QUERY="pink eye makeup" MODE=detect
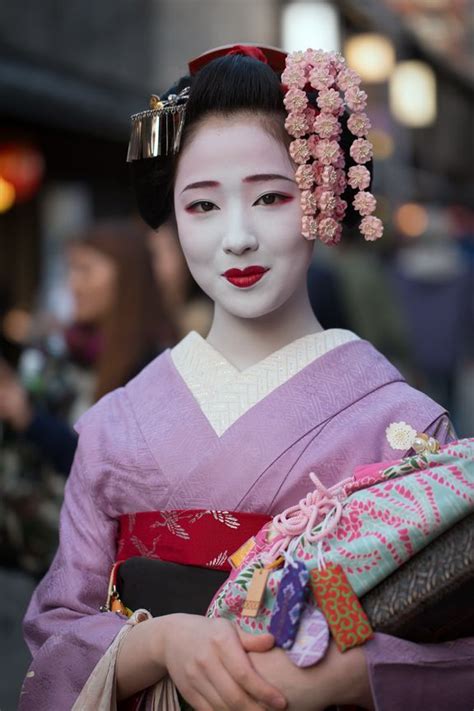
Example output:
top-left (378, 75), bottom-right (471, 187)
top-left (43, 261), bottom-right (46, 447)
top-left (254, 192), bottom-right (294, 206)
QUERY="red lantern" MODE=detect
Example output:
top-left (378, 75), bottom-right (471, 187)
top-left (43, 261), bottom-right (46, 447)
top-left (0, 142), bottom-right (44, 202)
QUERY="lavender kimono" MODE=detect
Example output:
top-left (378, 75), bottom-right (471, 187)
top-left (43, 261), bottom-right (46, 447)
top-left (20, 339), bottom-right (474, 710)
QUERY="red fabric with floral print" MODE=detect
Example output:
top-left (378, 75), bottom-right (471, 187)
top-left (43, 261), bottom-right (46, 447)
top-left (117, 509), bottom-right (271, 571)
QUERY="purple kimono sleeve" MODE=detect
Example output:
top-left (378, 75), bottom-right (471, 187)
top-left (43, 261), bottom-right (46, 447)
top-left (364, 414), bottom-right (474, 710)
top-left (364, 634), bottom-right (474, 710)
top-left (19, 414), bottom-right (127, 710)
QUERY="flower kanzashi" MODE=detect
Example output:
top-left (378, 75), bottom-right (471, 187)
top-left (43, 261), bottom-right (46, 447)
top-left (360, 215), bottom-right (384, 241)
top-left (282, 47), bottom-right (383, 246)
top-left (319, 165), bottom-right (338, 188)
top-left (286, 50), bottom-right (306, 67)
top-left (316, 189), bottom-right (337, 213)
top-left (314, 139), bottom-right (341, 166)
top-left (301, 190), bottom-right (318, 215)
top-left (302, 215), bottom-right (319, 240)
top-left (317, 216), bottom-right (342, 244)
top-left (353, 191), bottom-right (377, 216)
top-left (295, 164), bottom-right (315, 190)
top-left (335, 197), bottom-right (348, 219)
top-left (344, 87), bottom-right (368, 112)
top-left (336, 67), bottom-right (361, 91)
top-left (313, 113), bottom-right (341, 139)
top-left (281, 64), bottom-right (306, 89)
top-left (308, 64), bottom-right (333, 90)
top-left (283, 88), bottom-right (309, 113)
top-left (347, 165), bottom-right (371, 190)
top-left (350, 138), bottom-right (373, 164)
top-left (316, 88), bottom-right (343, 114)
top-left (347, 112), bottom-right (371, 137)
top-left (285, 112), bottom-right (310, 138)
top-left (289, 139), bottom-right (311, 165)
top-left (385, 421), bottom-right (417, 451)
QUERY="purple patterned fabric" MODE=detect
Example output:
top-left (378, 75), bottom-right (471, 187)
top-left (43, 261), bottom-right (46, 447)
top-left (286, 603), bottom-right (330, 667)
top-left (19, 339), bottom-right (471, 710)
top-left (269, 561), bottom-right (308, 649)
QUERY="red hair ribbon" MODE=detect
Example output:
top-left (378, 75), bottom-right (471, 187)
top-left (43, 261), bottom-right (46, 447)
top-left (188, 43), bottom-right (287, 76)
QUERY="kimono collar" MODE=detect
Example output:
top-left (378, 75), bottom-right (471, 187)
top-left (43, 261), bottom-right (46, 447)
top-left (171, 329), bottom-right (360, 436)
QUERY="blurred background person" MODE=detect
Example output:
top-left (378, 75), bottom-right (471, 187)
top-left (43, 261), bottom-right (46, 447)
top-left (0, 218), bottom-right (176, 480)
top-left (148, 221), bottom-right (213, 340)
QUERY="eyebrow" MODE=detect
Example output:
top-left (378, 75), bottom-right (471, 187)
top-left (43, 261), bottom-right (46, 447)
top-left (180, 173), bottom-right (295, 194)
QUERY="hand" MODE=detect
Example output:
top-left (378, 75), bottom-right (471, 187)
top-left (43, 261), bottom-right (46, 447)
top-left (159, 614), bottom-right (288, 711)
top-left (249, 640), bottom-right (374, 711)
top-left (0, 359), bottom-right (32, 431)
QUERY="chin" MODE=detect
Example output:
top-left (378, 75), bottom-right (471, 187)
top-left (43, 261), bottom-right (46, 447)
top-left (219, 295), bottom-right (290, 321)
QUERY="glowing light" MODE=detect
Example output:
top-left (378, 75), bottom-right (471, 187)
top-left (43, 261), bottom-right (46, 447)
top-left (368, 129), bottom-right (395, 159)
top-left (282, 2), bottom-right (341, 54)
top-left (345, 34), bottom-right (395, 83)
top-left (389, 61), bottom-right (437, 127)
top-left (0, 142), bottom-right (44, 202)
top-left (395, 203), bottom-right (429, 237)
top-left (0, 176), bottom-right (16, 213)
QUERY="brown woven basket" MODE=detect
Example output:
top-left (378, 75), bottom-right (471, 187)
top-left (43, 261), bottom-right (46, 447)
top-left (362, 513), bottom-right (474, 643)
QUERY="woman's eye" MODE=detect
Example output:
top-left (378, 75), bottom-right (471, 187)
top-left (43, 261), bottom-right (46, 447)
top-left (254, 193), bottom-right (290, 206)
top-left (187, 201), bottom-right (216, 213)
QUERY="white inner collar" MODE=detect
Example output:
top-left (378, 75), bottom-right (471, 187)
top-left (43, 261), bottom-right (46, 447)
top-left (171, 329), bottom-right (359, 437)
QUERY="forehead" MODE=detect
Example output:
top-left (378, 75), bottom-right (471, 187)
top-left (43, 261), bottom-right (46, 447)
top-left (174, 116), bottom-right (292, 186)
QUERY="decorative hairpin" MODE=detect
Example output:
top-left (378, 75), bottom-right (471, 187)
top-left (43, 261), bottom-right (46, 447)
top-left (126, 87), bottom-right (190, 162)
top-left (282, 49), bottom-right (383, 244)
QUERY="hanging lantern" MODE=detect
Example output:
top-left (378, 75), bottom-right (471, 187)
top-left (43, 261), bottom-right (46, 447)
top-left (0, 142), bottom-right (45, 202)
top-left (345, 33), bottom-right (396, 83)
top-left (389, 61), bottom-right (437, 127)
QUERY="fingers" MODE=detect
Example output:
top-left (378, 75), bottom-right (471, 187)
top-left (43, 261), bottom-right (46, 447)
top-left (219, 632), bottom-right (286, 710)
top-left (237, 629), bottom-right (275, 653)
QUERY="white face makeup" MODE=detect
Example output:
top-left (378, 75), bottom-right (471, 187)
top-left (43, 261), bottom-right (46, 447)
top-left (173, 115), bottom-right (313, 320)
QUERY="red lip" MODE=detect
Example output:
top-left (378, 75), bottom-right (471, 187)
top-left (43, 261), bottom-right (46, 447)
top-left (222, 266), bottom-right (269, 288)
top-left (223, 266), bottom-right (268, 277)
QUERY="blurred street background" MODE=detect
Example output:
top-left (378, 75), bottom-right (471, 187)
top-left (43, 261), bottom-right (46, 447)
top-left (0, 0), bottom-right (473, 707)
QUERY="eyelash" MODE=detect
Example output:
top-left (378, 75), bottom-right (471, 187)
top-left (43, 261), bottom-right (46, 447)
top-left (186, 193), bottom-right (292, 213)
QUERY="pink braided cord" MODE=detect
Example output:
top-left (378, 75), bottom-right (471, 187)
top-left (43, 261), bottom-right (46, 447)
top-left (266, 472), bottom-right (353, 561)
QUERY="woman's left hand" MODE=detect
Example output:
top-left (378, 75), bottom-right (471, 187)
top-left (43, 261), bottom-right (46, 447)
top-left (248, 639), bottom-right (374, 711)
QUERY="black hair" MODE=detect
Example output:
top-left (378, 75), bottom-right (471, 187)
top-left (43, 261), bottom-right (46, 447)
top-left (130, 54), bottom-right (372, 231)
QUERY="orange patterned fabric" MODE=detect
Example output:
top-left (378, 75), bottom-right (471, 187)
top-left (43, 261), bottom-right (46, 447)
top-left (310, 562), bottom-right (373, 651)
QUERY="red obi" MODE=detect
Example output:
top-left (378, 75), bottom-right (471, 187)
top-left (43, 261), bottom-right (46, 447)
top-left (117, 509), bottom-right (271, 571)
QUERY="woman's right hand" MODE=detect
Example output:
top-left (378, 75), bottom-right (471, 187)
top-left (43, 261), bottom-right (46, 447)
top-left (158, 613), bottom-right (287, 711)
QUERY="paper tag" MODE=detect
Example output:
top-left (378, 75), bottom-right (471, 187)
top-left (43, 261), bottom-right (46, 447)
top-left (310, 563), bottom-right (373, 652)
top-left (242, 567), bottom-right (270, 617)
top-left (269, 561), bottom-right (308, 649)
top-left (229, 537), bottom-right (256, 569)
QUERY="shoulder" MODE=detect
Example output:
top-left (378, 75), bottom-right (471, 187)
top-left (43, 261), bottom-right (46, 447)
top-left (347, 341), bottom-right (448, 455)
top-left (74, 351), bottom-right (171, 470)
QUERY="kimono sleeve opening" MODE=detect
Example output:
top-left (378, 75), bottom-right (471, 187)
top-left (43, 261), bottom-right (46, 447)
top-left (19, 425), bottom-right (128, 711)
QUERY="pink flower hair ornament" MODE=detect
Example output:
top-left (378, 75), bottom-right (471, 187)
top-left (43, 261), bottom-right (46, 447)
top-left (282, 49), bottom-right (383, 244)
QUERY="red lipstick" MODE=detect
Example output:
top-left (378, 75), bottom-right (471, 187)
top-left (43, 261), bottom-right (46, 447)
top-left (222, 265), bottom-right (269, 288)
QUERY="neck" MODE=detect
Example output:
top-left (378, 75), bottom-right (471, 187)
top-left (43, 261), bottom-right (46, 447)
top-left (206, 282), bottom-right (322, 371)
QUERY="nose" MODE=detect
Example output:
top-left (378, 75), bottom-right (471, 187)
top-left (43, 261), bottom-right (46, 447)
top-left (221, 209), bottom-right (259, 256)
